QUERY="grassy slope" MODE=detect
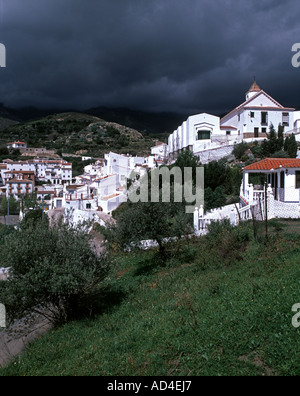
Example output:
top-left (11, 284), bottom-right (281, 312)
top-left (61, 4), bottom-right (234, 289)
top-left (1, 220), bottom-right (300, 376)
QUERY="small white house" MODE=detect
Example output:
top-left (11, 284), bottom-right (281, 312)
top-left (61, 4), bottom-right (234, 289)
top-left (240, 158), bottom-right (300, 219)
top-left (6, 178), bottom-right (34, 200)
top-left (151, 142), bottom-right (168, 161)
top-left (7, 141), bottom-right (27, 150)
top-left (35, 159), bottom-right (72, 184)
top-left (194, 157), bottom-right (300, 233)
top-left (241, 158), bottom-right (300, 204)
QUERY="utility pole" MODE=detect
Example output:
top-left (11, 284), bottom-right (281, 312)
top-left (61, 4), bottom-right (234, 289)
top-left (264, 182), bottom-right (268, 245)
top-left (7, 195), bottom-right (9, 227)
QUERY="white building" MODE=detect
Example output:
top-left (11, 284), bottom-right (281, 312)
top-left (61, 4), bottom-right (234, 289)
top-left (0, 159), bottom-right (72, 186)
top-left (5, 175), bottom-right (34, 200)
top-left (34, 159), bottom-right (72, 184)
top-left (3, 160), bottom-right (36, 174)
top-left (194, 157), bottom-right (300, 234)
top-left (241, 158), bottom-right (300, 207)
top-left (104, 152), bottom-right (147, 184)
top-left (3, 170), bottom-right (35, 187)
top-left (221, 81), bottom-right (297, 141)
top-left (168, 81), bottom-right (300, 162)
top-left (7, 141), bottom-right (27, 150)
top-left (151, 142), bottom-right (168, 162)
top-left (59, 172), bottom-right (127, 217)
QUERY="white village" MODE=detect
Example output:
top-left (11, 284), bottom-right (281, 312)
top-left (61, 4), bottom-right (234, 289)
top-left (3, 0), bottom-right (300, 378)
top-left (1, 81), bottom-right (300, 236)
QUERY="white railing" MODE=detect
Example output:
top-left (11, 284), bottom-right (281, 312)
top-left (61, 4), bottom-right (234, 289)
top-left (253, 190), bottom-right (265, 202)
top-left (242, 183), bottom-right (265, 205)
top-left (238, 204), bottom-right (252, 221)
top-left (198, 218), bottom-right (213, 231)
top-left (194, 195), bottom-right (266, 233)
top-left (284, 127), bottom-right (300, 136)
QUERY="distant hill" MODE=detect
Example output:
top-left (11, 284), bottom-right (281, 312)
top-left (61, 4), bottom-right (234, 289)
top-left (0, 103), bottom-right (84, 124)
top-left (0, 103), bottom-right (190, 136)
top-left (0, 111), bottom-right (159, 157)
top-left (84, 106), bottom-right (189, 136)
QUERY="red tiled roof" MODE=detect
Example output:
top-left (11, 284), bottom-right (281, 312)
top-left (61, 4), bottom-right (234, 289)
top-left (66, 184), bottom-right (84, 189)
top-left (243, 158), bottom-right (300, 171)
top-left (220, 125), bottom-right (237, 130)
top-left (5, 170), bottom-right (35, 174)
top-left (7, 179), bottom-right (34, 184)
top-left (103, 193), bottom-right (120, 200)
top-left (36, 190), bottom-right (54, 194)
top-left (221, 90), bottom-right (295, 123)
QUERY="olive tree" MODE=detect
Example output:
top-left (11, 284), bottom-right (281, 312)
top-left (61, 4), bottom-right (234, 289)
top-left (0, 218), bottom-right (109, 325)
top-left (103, 198), bottom-right (193, 262)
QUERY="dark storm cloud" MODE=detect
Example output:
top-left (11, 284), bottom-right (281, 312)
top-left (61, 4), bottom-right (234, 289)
top-left (0, 0), bottom-right (300, 114)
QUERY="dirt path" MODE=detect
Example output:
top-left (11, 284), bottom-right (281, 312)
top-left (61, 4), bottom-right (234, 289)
top-left (0, 212), bottom-right (110, 368)
top-left (0, 314), bottom-right (52, 368)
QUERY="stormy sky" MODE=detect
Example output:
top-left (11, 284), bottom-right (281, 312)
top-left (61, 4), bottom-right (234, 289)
top-left (0, 0), bottom-right (300, 115)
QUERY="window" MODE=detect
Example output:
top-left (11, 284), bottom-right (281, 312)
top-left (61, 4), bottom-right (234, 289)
top-left (197, 130), bottom-right (211, 140)
top-left (86, 203), bottom-right (91, 209)
top-left (280, 171), bottom-right (285, 188)
top-left (226, 131), bottom-right (231, 136)
top-left (250, 112), bottom-right (255, 118)
top-left (282, 112), bottom-right (289, 127)
top-left (261, 112), bottom-right (268, 125)
top-left (296, 171), bottom-right (300, 189)
top-left (271, 173), bottom-right (275, 188)
top-left (262, 128), bottom-right (267, 133)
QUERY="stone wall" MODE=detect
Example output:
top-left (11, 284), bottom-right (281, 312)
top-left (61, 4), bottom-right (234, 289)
top-left (194, 145), bottom-right (234, 164)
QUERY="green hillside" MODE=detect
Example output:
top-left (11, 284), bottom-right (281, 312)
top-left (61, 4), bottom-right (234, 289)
top-left (1, 219), bottom-right (300, 376)
top-left (0, 112), bottom-right (161, 158)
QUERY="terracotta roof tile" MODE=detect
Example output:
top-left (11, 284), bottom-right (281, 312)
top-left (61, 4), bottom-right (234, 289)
top-left (243, 158), bottom-right (300, 171)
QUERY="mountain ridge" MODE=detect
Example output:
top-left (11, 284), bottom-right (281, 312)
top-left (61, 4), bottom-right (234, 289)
top-left (0, 103), bottom-right (189, 136)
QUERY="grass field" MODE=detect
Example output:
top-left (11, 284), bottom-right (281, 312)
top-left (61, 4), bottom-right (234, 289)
top-left (1, 219), bottom-right (300, 376)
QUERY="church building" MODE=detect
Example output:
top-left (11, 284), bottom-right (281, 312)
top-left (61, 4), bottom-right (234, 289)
top-left (168, 81), bottom-right (300, 161)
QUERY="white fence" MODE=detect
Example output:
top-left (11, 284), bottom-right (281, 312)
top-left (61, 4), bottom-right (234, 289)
top-left (194, 186), bottom-right (300, 234)
top-left (194, 195), bottom-right (266, 235)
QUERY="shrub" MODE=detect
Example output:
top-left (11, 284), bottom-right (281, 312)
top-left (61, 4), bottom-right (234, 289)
top-left (0, 219), bottom-right (109, 325)
top-left (233, 142), bottom-right (250, 160)
top-left (204, 220), bottom-right (251, 267)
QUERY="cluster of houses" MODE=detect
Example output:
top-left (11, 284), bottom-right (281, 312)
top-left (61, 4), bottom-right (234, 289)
top-left (2, 80), bottom-right (300, 231)
top-left (0, 158), bottom-right (72, 201)
top-left (0, 145), bottom-right (168, 225)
